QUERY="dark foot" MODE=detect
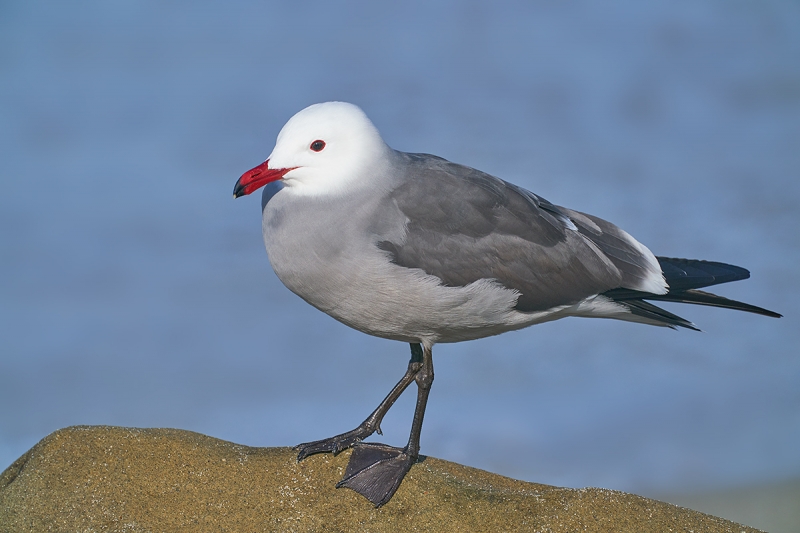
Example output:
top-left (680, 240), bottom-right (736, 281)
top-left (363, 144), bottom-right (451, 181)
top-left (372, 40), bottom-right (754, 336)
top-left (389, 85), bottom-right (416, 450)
top-left (294, 424), bottom-right (376, 460)
top-left (336, 442), bottom-right (416, 507)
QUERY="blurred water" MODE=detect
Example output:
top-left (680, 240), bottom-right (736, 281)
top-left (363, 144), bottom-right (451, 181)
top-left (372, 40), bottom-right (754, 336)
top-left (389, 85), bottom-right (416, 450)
top-left (1, 0), bottom-right (798, 498)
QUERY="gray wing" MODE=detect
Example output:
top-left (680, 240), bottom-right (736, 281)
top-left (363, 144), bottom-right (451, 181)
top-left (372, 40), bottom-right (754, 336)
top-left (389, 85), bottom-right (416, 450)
top-left (378, 152), bottom-right (661, 313)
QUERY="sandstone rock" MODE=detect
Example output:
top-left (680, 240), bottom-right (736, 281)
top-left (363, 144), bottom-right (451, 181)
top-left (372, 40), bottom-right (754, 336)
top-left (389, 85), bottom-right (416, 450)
top-left (0, 426), bottom-right (760, 532)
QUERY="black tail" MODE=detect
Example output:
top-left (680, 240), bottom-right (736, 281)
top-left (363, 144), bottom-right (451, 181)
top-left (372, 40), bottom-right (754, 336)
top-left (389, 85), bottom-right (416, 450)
top-left (603, 257), bottom-right (782, 330)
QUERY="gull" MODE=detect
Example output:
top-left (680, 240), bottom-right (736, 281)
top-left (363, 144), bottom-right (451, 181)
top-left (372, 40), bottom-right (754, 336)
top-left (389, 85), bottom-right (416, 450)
top-left (233, 101), bottom-right (780, 507)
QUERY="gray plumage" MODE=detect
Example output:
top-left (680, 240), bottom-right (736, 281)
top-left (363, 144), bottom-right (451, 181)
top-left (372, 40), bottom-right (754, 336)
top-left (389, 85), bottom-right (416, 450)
top-left (233, 101), bottom-right (779, 508)
top-left (377, 152), bottom-right (664, 314)
top-left (248, 104), bottom-right (778, 346)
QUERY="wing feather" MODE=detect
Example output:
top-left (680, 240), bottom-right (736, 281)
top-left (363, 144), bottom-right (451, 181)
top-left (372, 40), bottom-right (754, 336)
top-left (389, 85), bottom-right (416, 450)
top-left (377, 153), bottom-right (662, 312)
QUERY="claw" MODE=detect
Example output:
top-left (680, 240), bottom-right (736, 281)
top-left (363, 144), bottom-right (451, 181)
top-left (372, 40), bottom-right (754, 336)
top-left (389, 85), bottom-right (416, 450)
top-left (336, 442), bottom-right (416, 507)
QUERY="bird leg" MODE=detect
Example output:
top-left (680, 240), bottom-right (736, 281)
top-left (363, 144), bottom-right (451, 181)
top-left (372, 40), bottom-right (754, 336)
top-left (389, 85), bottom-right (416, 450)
top-left (294, 343), bottom-right (425, 460)
top-left (336, 343), bottom-right (434, 507)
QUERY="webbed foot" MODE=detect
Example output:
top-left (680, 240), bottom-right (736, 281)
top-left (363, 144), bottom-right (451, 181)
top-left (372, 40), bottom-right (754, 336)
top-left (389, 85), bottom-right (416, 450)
top-left (336, 442), bottom-right (417, 507)
top-left (294, 424), bottom-right (376, 460)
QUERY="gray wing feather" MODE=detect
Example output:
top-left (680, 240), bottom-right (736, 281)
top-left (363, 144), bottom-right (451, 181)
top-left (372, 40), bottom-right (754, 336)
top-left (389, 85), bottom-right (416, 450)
top-left (557, 207), bottom-right (664, 292)
top-left (378, 153), bottom-right (650, 312)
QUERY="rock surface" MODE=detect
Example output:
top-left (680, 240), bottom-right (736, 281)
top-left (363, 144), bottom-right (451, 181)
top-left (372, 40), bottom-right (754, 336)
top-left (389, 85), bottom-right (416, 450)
top-left (0, 426), bottom-right (759, 532)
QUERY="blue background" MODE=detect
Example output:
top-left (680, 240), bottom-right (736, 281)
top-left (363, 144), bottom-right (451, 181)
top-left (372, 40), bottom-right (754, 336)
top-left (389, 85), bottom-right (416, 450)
top-left (1, 0), bottom-right (797, 522)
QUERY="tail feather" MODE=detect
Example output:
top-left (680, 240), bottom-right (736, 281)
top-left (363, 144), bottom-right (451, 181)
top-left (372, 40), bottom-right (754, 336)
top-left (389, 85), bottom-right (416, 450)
top-left (623, 299), bottom-right (699, 331)
top-left (640, 288), bottom-right (781, 318)
top-left (656, 257), bottom-right (751, 291)
top-left (602, 257), bottom-right (781, 330)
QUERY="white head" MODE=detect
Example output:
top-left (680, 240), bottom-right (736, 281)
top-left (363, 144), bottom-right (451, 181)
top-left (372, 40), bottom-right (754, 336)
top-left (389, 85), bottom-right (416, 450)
top-left (233, 102), bottom-right (392, 198)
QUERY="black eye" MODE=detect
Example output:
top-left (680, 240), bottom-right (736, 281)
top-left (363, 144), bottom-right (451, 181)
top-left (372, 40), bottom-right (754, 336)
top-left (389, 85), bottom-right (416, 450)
top-left (310, 140), bottom-right (326, 152)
